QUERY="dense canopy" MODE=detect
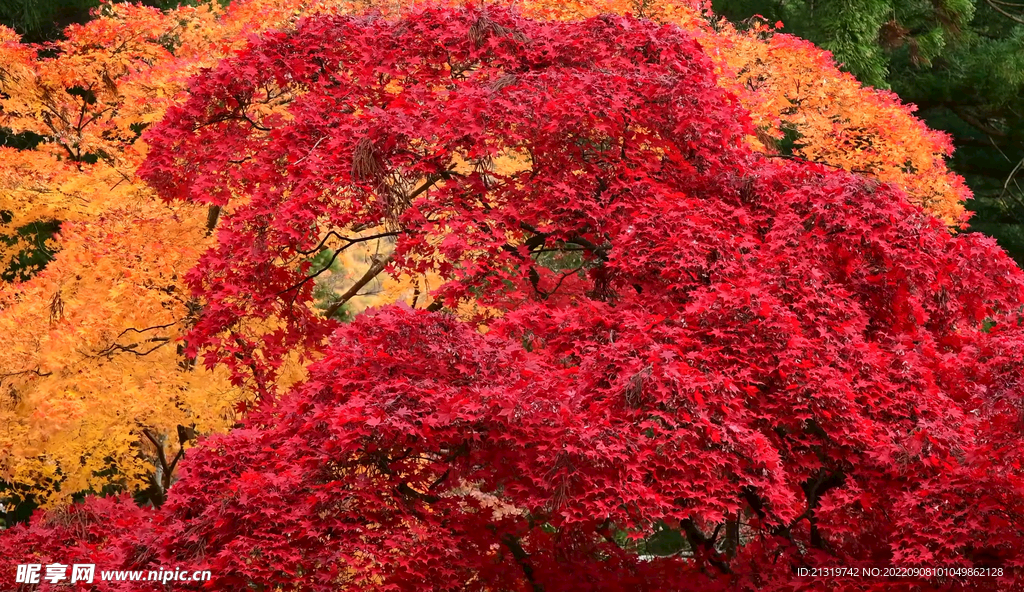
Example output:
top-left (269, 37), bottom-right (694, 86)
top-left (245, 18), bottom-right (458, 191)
top-left (0, 0), bottom-right (980, 515)
top-left (4, 6), bottom-right (1024, 591)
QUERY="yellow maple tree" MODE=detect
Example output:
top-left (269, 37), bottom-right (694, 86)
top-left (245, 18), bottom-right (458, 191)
top-left (0, 5), bottom-right (235, 508)
top-left (0, 1), bottom-right (341, 508)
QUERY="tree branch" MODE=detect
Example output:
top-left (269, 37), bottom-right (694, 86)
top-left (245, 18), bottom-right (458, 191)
top-left (986, 0), bottom-right (1024, 24)
top-left (94, 337), bottom-right (171, 358)
top-left (519, 221), bottom-right (611, 261)
top-left (501, 534), bottom-right (544, 592)
top-left (295, 230), bottom-right (400, 256)
top-left (278, 249), bottom-right (344, 298)
top-left (142, 428), bottom-right (169, 485)
top-left (1000, 157), bottom-right (1024, 199)
top-left (322, 253), bottom-right (394, 318)
top-left (951, 106), bottom-right (1009, 138)
top-left (396, 482), bottom-right (441, 504)
top-left (113, 322), bottom-right (178, 342)
top-left (0, 367), bottom-right (52, 383)
top-left (206, 205), bottom-right (221, 235)
top-left (681, 518), bottom-right (732, 575)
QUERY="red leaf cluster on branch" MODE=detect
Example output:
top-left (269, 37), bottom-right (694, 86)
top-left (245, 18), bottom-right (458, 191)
top-left (5, 7), bottom-right (1024, 591)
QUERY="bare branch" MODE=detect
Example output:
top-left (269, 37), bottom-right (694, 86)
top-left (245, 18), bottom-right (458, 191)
top-left (322, 253), bottom-right (394, 319)
top-left (295, 230), bottom-right (400, 256)
top-left (94, 337), bottom-right (171, 358)
top-left (142, 428), bottom-right (169, 482)
top-left (952, 106), bottom-right (1008, 138)
top-left (113, 322), bottom-right (178, 342)
top-left (501, 534), bottom-right (544, 592)
top-left (986, 0), bottom-right (1024, 23)
top-left (0, 367), bottom-right (53, 383)
top-left (206, 205), bottom-right (221, 235)
top-left (1000, 157), bottom-right (1024, 199)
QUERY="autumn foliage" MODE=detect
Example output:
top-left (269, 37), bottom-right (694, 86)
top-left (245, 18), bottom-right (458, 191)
top-left (0, 3), bottom-right (244, 508)
top-left (516, 0), bottom-right (971, 226)
top-left (0, 0), bottom-right (979, 511)
top-left (3, 6), bottom-right (1024, 590)
top-left (0, 0), bottom-right (400, 507)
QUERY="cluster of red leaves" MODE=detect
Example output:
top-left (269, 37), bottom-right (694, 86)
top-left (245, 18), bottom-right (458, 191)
top-left (5, 7), bottom-right (1024, 591)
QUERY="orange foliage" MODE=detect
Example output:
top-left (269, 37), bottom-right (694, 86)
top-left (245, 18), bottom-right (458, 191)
top-left (0, 1), bottom-right (338, 506)
top-left (0, 5), bottom-right (237, 506)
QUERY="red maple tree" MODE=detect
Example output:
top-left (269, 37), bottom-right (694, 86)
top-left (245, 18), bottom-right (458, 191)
top-left (4, 7), bottom-right (1024, 591)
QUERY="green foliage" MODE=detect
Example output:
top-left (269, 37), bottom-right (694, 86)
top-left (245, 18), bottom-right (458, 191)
top-left (0, 482), bottom-right (39, 529)
top-left (815, 0), bottom-right (891, 88)
top-left (532, 241), bottom-right (586, 273)
top-left (0, 219), bottom-right (59, 282)
top-left (714, 0), bottom-right (1024, 264)
top-left (0, 0), bottom-right (97, 42)
top-left (309, 249), bottom-right (353, 322)
top-left (712, 0), bottom-right (973, 88)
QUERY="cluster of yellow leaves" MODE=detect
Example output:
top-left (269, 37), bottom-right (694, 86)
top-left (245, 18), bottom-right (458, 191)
top-left (0, 202), bottom-right (240, 500)
top-left (0, 0), bottom-right (355, 506)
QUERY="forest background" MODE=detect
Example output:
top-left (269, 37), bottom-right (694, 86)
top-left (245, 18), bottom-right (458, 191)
top-left (713, 0), bottom-right (1024, 260)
